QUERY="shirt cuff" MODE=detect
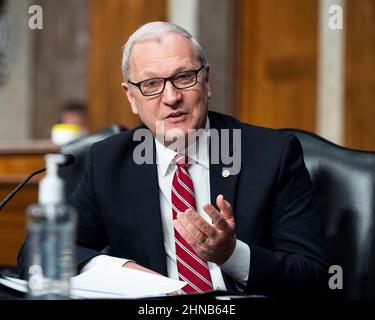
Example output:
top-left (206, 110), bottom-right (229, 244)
top-left (80, 255), bottom-right (130, 273)
top-left (219, 239), bottom-right (250, 284)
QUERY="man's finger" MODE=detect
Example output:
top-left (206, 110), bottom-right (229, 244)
top-left (203, 203), bottom-right (229, 231)
top-left (177, 210), bottom-right (212, 242)
top-left (183, 209), bottom-right (216, 238)
top-left (173, 218), bottom-right (192, 242)
top-left (173, 218), bottom-right (207, 256)
top-left (216, 194), bottom-right (234, 220)
top-left (123, 261), bottom-right (161, 276)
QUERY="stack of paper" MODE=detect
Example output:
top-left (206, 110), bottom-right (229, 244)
top-left (0, 265), bottom-right (186, 299)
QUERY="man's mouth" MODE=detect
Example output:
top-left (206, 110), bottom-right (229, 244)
top-left (167, 112), bottom-right (186, 118)
top-left (165, 112), bottom-right (188, 123)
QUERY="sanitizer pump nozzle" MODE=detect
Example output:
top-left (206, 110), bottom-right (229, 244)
top-left (38, 154), bottom-right (65, 206)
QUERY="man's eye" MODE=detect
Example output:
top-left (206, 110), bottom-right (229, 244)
top-left (175, 72), bottom-right (193, 81)
top-left (143, 79), bottom-right (162, 88)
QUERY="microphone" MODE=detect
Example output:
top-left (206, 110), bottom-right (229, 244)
top-left (0, 154), bottom-right (75, 211)
top-left (60, 154), bottom-right (75, 167)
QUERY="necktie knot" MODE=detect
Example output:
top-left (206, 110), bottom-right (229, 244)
top-left (174, 154), bottom-right (191, 168)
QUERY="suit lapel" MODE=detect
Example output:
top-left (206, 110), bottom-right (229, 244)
top-left (208, 112), bottom-right (243, 293)
top-left (210, 162), bottom-right (239, 214)
top-left (208, 113), bottom-right (241, 215)
top-left (127, 137), bottom-right (167, 276)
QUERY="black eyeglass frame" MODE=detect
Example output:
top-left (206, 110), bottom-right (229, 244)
top-left (128, 65), bottom-right (205, 96)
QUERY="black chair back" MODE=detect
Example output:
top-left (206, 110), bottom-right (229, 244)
top-left (280, 128), bottom-right (375, 299)
top-left (59, 124), bottom-right (126, 198)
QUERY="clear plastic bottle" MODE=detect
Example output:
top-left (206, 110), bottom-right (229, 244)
top-left (26, 154), bottom-right (77, 299)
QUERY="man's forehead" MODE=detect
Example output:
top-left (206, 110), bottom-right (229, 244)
top-left (132, 31), bottom-right (190, 47)
top-left (131, 33), bottom-right (195, 59)
top-left (129, 33), bottom-right (198, 75)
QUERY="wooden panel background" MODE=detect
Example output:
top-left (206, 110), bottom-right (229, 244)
top-left (198, 0), bottom-right (236, 116)
top-left (32, 0), bottom-right (89, 139)
top-left (88, 0), bottom-right (167, 132)
top-left (236, 0), bottom-right (318, 131)
top-left (345, 0), bottom-right (375, 151)
top-left (0, 142), bottom-right (58, 266)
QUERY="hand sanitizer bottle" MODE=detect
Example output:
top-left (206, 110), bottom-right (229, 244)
top-left (27, 154), bottom-right (77, 299)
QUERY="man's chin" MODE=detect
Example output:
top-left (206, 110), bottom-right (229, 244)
top-left (163, 130), bottom-right (187, 149)
top-left (162, 124), bottom-right (188, 139)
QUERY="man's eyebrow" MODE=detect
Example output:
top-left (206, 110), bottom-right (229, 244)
top-left (141, 66), bottom-right (194, 79)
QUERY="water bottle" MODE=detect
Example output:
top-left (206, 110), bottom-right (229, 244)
top-left (26, 154), bottom-right (77, 299)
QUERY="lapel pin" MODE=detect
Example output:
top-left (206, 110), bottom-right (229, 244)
top-left (222, 169), bottom-right (230, 178)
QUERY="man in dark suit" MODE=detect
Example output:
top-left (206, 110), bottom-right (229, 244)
top-left (18, 21), bottom-right (327, 298)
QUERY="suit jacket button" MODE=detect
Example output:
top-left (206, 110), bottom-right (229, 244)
top-left (222, 169), bottom-right (230, 178)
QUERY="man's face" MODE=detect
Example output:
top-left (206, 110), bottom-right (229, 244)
top-left (122, 33), bottom-right (211, 144)
top-left (61, 111), bottom-right (87, 129)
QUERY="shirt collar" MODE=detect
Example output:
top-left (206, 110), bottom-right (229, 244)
top-left (155, 117), bottom-right (210, 177)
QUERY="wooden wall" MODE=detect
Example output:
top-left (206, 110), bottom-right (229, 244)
top-left (345, 0), bottom-right (375, 151)
top-left (32, 0), bottom-right (89, 139)
top-left (236, 0), bottom-right (318, 132)
top-left (236, 0), bottom-right (375, 150)
top-left (198, 0), bottom-right (236, 116)
top-left (88, 0), bottom-right (167, 132)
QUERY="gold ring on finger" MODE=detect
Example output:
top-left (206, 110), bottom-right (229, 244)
top-left (197, 237), bottom-right (206, 244)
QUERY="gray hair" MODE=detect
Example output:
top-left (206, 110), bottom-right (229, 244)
top-left (121, 21), bottom-right (208, 82)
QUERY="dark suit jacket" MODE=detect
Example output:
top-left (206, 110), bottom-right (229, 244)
top-left (18, 111), bottom-right (328, 298)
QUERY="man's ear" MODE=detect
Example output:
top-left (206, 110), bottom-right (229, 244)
top-left (204, 65), bottom-right (212, 99)
top-left (122, 82), bottom-right (139, 114)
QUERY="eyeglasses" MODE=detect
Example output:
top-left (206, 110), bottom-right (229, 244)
top-left (128, 66), bottom-right (204, 96)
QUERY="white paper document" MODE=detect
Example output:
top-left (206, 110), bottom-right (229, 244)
top-left (0, 276), bottom-right (28, 293)
top-left (0, 265), bottom-right (186, 299)
top-left (71, 264), bottom-right (186, 298)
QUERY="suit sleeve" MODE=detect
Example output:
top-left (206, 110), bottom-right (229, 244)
top-left (68, 145), bottom-right (109, 271)
top-left (247, 135), bottom-right (328, 298)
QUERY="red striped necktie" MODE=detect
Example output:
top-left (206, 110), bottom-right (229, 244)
top-left (171, 154), bottom-right (213, 294)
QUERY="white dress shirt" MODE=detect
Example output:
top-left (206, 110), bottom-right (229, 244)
top-left (83, 118), bottom-right (250, 291)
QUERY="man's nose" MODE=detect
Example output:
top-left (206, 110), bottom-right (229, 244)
top-left (161, 80), bottom-right (182, 107)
